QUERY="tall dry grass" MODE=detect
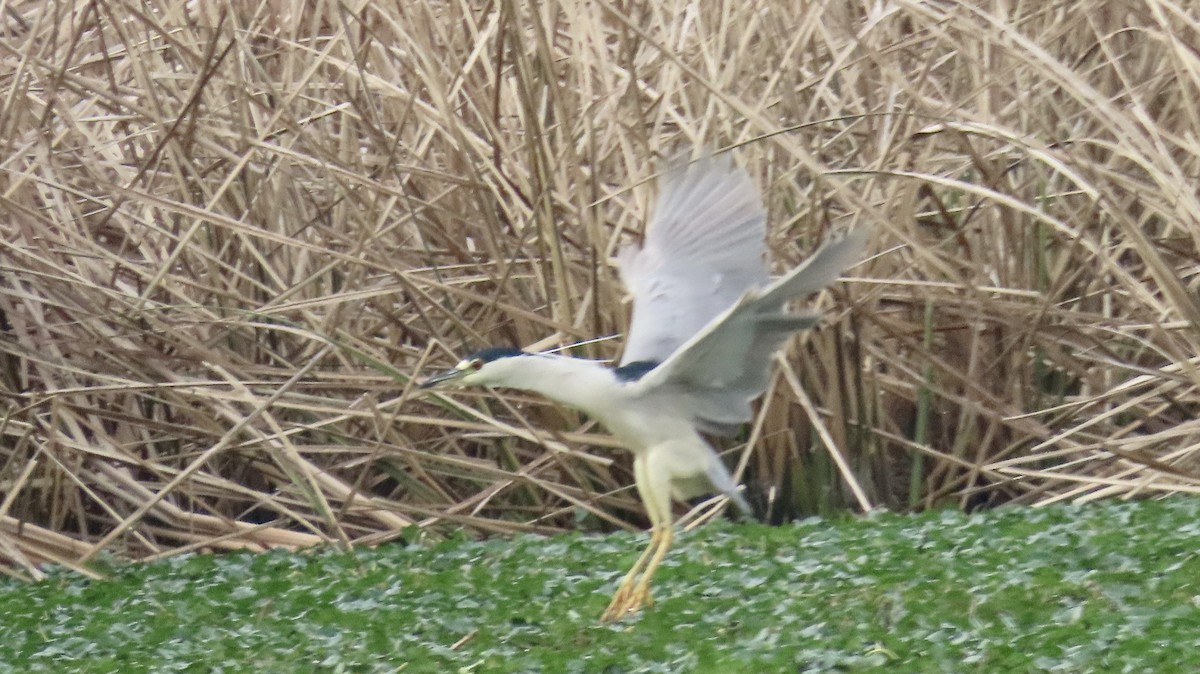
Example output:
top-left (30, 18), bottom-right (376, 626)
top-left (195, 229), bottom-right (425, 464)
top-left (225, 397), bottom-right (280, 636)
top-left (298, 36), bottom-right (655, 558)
top-left (1, 0), bottom-right (1198, 579)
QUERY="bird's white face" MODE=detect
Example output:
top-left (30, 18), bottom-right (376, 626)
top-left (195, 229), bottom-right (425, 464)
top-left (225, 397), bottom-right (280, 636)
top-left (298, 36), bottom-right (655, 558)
top-left (419, 348), bottom-right (526, 389)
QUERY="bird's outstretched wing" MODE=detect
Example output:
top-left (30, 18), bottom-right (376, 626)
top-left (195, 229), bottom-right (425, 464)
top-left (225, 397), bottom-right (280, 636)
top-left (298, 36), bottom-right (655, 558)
top-left (629, 229), bottom-right (868, 429)
top-left (617, 152), bottom-right (770, 366)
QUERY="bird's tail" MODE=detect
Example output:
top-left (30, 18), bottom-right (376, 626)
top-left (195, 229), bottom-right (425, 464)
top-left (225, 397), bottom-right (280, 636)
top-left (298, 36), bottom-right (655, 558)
top-left (726, 488), bottom-right (753, 518)
top-left (703, 453), bottom-right (755, 518)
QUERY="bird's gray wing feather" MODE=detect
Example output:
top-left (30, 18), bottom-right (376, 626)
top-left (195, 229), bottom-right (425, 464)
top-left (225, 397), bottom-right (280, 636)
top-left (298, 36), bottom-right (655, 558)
top-left (631, 228), bottom-right (868, 428)
top-left (617, 152), bottom-right (770, 366)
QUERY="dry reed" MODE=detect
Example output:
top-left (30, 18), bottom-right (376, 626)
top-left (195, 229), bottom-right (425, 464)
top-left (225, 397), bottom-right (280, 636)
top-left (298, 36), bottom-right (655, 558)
top-left (1, 0), bottom-right (1198, 579)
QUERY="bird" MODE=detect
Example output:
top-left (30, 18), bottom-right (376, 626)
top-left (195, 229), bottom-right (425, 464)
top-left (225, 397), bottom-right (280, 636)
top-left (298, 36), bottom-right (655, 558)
top-left (420, 150), bottom-right (867, 622)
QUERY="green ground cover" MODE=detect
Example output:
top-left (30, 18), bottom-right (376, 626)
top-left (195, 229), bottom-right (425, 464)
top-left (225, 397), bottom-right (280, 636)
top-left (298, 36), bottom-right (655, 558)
top-left (4, 498), bottom-right (1198, 673)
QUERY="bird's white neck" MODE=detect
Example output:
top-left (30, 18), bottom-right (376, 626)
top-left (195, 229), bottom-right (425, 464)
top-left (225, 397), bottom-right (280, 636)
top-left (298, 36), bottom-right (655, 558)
top-left (483, 352), bottom-right (699, 453)
top-left (492, 354), bottom-right (625, 419)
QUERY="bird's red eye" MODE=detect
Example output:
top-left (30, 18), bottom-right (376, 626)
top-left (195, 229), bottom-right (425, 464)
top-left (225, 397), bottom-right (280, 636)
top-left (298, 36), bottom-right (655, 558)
top-left (471, 360), bottom-right (483, 370)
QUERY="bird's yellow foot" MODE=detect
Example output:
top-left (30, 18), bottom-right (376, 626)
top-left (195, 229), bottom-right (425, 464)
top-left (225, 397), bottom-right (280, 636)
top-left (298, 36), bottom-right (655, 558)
top-left (600, 585), bottom-right (654, 622)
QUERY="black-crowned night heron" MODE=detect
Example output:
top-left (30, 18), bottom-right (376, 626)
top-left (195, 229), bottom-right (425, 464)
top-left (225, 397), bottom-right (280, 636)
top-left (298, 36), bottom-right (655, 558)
top-left (420, 151), bottom-right (866, 622)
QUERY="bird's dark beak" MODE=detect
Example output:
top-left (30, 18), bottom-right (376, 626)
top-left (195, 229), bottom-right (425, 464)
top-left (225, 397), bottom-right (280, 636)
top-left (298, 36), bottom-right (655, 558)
top-left (419, 366), bottom-right (466, 389)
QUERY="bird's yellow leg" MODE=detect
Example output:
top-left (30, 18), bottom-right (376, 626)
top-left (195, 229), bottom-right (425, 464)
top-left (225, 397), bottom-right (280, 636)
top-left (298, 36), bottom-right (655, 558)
top-left (601, 530), bottom-right (659, 622)
top-left (600, 451), bottom-right (678, 622)
top-left (622, 523), bottom-right (672, 613)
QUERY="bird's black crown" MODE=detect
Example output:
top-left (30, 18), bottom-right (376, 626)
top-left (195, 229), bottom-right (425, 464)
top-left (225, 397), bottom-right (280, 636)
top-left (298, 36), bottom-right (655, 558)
top-left (465, 346), bottom-right (526, 363)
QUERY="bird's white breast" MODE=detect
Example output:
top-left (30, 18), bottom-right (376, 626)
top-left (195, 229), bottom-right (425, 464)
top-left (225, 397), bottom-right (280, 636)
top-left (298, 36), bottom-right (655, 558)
top-left (592, 393), bottom-right (698, 454)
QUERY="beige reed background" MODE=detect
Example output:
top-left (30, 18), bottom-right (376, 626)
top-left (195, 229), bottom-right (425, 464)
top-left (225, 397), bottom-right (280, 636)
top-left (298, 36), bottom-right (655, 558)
top-left (1, 0), bottom-right (1198, 579)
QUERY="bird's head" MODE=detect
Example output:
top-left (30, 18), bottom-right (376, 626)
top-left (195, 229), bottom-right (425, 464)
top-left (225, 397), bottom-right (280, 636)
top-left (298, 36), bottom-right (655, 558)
top-left (419, 347), bottom-right (528, 389)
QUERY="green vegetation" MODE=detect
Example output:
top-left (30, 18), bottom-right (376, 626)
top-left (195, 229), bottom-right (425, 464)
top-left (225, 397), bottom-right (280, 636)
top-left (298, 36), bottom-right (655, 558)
top-left (5, 498), bottom-right (1198, 673)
